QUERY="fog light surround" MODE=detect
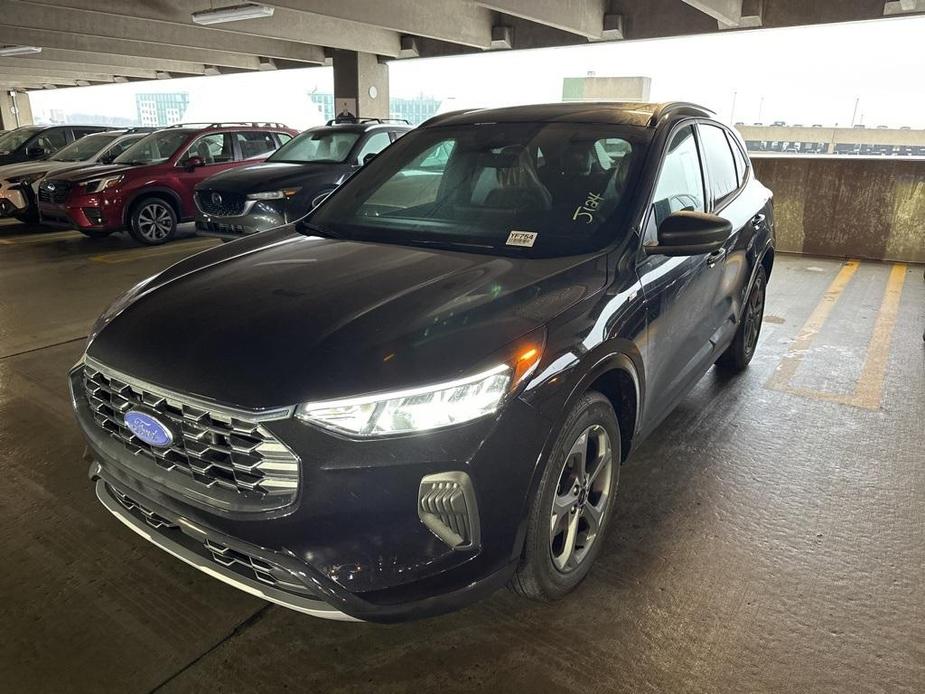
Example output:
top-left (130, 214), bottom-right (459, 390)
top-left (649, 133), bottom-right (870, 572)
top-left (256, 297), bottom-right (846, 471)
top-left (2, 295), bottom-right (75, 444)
top-left (418, 471), bottom-right (480, 550)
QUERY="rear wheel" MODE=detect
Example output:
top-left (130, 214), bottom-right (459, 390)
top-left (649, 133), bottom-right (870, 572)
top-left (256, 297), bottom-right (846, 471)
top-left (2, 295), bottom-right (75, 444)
top-left (716, 265), bottom-right (767, 372)
top-left (129, 197), bottom-right (177, 245)
top-left (509, 391), bottom-right (620, 601)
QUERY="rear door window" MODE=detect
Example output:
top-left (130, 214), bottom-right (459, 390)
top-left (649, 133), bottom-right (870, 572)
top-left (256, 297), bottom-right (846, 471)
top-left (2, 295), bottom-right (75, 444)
top-left (235, 131), bottom-right (278, 159)
top-left (699, 123), bottom-right (739, 205)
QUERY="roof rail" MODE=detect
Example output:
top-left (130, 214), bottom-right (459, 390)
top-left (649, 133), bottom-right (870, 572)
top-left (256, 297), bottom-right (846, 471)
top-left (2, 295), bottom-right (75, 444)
top-left (168, 122), bottom-right (290, 129)
top-left (123, 126), bottom-right (158, 134)
top-left (324, 117), bottom-right (410, 126)
top-left (648, 102), bottom-right (715, 127)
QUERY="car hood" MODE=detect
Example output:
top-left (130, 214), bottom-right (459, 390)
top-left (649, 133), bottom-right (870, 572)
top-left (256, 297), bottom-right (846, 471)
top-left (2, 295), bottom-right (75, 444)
top-left (87, 230), bottom-right (605, 410)
top-left (195, 161), bottom-right (348, 194)
top-left (50, 163), bottom-right (141, 183)
top-left (0, 160), bottom-right (59, 181)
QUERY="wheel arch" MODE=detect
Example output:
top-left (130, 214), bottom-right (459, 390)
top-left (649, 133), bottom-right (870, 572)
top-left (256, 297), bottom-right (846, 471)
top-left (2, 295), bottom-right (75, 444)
top-left (123, 188), bottom-right (183, 227)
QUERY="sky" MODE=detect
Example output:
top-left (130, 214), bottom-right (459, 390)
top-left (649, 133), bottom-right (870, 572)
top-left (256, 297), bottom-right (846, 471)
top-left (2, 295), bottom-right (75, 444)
top-left (29, 14), bottom-right (925, 131)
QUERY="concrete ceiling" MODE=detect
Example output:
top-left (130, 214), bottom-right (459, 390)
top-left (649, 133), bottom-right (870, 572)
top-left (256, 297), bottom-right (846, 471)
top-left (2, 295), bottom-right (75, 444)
top-left (0, 0), bottom-right (920, 89)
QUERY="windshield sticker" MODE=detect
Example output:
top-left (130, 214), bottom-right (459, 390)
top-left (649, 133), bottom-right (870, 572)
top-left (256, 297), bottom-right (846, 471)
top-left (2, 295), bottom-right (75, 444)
top-left (573, 192), bottom-right (604, 224)
top-left (506, 230), bottom-right (538, 247)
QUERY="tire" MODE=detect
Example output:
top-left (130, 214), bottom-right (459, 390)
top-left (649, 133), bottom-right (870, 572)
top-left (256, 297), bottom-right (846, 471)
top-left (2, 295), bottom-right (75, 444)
top-left (716, 265), bottom-right (767, 372)
top-left (128, 197), bottom-right (177, 246)
top-left (79, 229), bottom-right (112, 239)
top-left (510, 391), bottom-right (621, 601)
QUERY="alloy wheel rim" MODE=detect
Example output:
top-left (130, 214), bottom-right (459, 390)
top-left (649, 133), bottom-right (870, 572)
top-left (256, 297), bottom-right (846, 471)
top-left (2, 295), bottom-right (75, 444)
top-left (549, 424), bottom-right (613, 574)
top-left (137, 203), bottom-right (173, 241)
top-left (744, 278), bottom-right (765, 357)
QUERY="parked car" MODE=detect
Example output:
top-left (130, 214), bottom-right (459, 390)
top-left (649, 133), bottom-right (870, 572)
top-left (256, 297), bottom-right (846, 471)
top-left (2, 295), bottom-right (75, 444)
top-left (72, 102), bottom-right (774, 622)
top-left (194, 119), bottom-right (411, 240)
top-left (0, 128), bottom-right (153, 223)
top-left (0, 124), bottom-right (113, 166)
top-left (37, 122), bottom-right (297, 243)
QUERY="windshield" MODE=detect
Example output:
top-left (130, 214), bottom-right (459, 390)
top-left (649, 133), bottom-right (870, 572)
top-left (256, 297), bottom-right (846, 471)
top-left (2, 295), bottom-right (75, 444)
top-left (0, 126), bottom-right (41, 154)
top-left (307, 123), bottom-right (645, 257)
top-left (113, 130), bottom-right (191, 165)
top-left (49, 133), bottom-right (119, 162)
top-left (268, 128), bottom-right (360, 163)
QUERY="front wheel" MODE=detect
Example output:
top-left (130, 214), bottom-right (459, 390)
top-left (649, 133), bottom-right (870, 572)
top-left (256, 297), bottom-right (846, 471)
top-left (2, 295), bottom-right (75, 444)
top-left (716, 265), bottom-right (767, 372)
top-left (129, 197), bottom-right (177, 245)
top-left (509, 391), bottom-right (621, 601)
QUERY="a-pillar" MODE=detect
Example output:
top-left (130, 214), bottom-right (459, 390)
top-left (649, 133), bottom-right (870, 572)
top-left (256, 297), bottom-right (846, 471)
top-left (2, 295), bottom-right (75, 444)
top-left (0, 89), bottom-right (33, 129)
top-left (331, 50), bottom-right (389, 121)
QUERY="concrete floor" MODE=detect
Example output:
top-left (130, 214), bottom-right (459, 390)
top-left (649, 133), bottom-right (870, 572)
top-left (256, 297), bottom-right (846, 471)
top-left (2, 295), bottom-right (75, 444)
top-left (1, 220), bottom-right (923, 693)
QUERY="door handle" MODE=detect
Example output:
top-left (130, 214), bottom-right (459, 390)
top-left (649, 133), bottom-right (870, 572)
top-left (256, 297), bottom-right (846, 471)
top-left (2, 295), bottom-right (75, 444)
top-left (751, 213), bottom-right (766, 228)
top-left (707, 248), bottom-right (727, 267)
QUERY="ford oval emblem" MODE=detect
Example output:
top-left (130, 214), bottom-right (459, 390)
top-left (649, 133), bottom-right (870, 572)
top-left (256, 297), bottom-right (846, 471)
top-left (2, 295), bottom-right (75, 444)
top-left (124, 410), bottom-right (173, 448)
top-left (211, 192), bottom-right (222, 206)
top-left (47, 183), bottom-right (56, 191)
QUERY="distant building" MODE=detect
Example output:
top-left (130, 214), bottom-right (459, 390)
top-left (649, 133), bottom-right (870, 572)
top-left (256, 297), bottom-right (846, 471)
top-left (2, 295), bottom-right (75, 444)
top-left (736, 123), bottom-right (925, 157)
top-left (390, 95), bottom-right (441, 125)
top-left (135, 93), bottom-right (190, 127)
top-left (562, 75), bottom-right (651, 103)
top-left (310, 92), bottom-right (335, 122)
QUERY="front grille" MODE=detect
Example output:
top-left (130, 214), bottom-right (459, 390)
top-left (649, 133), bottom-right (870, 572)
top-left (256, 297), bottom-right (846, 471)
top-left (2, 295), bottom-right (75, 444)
top-left (83, 362), bottom-right (299, 506)
top-left (38, 179), bottom-right (72, 204)
top-left (196, 189), bottom-right (246, 216)
top-left (196, 219), bottom-right (248, 236)
top-left (108, 484), bottom-right (319, 596)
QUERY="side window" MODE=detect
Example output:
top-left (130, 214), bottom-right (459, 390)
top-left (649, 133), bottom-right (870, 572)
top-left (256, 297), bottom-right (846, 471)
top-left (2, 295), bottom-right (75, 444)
top-left (186, 133), bottom-right (234, 164)
top-left (699, 124), bottom-right (739, 204)
top-left (235, 131), bottom-right (278, 159)
top-left (36, 129), bottom-right (69, 152)
top-left (390, 129), bottom-right (408, 142)
top-left (355, 131), bottom-right (392, 164)
top-left (728, 133), bottom-right (749, 187)
top-left (275, 132), bottom-right (293, 146)
top-left (650, 125), bottom-right (705, 231)
top-left (71, 128), bottom-right (100, 140)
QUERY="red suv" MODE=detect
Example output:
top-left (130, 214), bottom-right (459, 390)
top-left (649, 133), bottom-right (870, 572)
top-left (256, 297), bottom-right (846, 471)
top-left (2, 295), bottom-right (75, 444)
top-left (37, 123), bottom-right (297, 244)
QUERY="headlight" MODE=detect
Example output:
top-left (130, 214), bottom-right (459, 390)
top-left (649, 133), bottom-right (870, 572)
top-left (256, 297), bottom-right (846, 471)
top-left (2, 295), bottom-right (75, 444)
top-left (86, 275), bottom-right (156, 347)
top-left (83, 175), bottom-right (123, 193)
top-left (296, 346), bottom-right (542, 437)
top-left (246, 187), bottom-right (301, 200)
top-left (10, 172), bottom-right (43, 185)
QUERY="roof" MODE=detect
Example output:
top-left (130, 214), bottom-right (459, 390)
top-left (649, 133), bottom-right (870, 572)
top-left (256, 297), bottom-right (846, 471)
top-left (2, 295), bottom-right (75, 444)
top-left (421, 102), bottom-right (715, 129)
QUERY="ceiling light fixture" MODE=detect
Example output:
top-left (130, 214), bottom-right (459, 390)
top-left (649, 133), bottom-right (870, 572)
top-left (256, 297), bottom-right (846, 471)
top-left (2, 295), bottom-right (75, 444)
top-left (191, 3), bottom-right (274, 26)
top-left (0, 45), bottom-right (42, 57)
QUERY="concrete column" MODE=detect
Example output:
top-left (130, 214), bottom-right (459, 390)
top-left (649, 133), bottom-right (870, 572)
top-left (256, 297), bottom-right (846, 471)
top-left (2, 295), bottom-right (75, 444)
top-left (332, 50), bottom-right (390, 120)
top-left (0, 89), bottom-right (33, 129)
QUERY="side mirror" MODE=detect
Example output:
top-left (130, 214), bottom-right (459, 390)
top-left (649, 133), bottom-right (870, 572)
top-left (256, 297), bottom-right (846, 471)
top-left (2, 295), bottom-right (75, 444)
top-left (645, 211), bottom-right (731, 256)
top-left (25, 145), bottom-right (47, 159)
top-left (182, 155), bottom-right (204, 171)
top-left (362, 152), bottom-right (378, 166)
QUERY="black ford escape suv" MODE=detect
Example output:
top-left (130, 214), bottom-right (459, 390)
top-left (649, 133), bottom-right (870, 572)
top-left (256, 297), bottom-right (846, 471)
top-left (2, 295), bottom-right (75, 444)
top-left (194, 118), bottom-right (411, 239)
top-left (72, 102), bottom-right (774, 622)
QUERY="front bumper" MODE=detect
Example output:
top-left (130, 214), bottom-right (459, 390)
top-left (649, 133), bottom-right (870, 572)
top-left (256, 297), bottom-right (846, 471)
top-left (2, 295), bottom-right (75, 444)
top-left (72, 361), bottom-right (548, 622)
top-left (0, 180), bottom-right (31, 216)
top-left (38, 191), bottom-right (122, 230)
top-left (195, 202), bottom-right (286, 240)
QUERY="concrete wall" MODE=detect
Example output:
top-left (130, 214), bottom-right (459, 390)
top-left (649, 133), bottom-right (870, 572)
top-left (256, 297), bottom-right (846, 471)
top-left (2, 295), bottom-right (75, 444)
top-left (0, 90), bottom-right (33, 129)
top-left (752, 156), bottom-right (924, 264)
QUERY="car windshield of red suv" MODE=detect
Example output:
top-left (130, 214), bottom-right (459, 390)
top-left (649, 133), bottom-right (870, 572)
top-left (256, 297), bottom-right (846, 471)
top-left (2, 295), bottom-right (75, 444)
top-left (268, 128), bottom-right (361, 164)
top-left (113, 130), bottom-right (191, 166)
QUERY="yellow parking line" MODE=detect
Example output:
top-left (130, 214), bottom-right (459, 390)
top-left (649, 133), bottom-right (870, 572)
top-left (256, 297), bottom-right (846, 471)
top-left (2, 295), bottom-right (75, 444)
top-left (766, 259), bottom-right (859, 391)
top-left (0, 230), bottom-right (83, 244)
top-left (90, 240), bottom-right (217, 264)
top-left (850, 263), bottom-right (907, 409)
top-left (767, 261), bottom-right (907, 410)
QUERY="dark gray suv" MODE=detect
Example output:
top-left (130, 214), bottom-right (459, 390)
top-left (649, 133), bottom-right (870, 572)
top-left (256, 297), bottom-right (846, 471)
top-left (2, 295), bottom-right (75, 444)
top-left (194, 119), bottom-right (411, 239)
